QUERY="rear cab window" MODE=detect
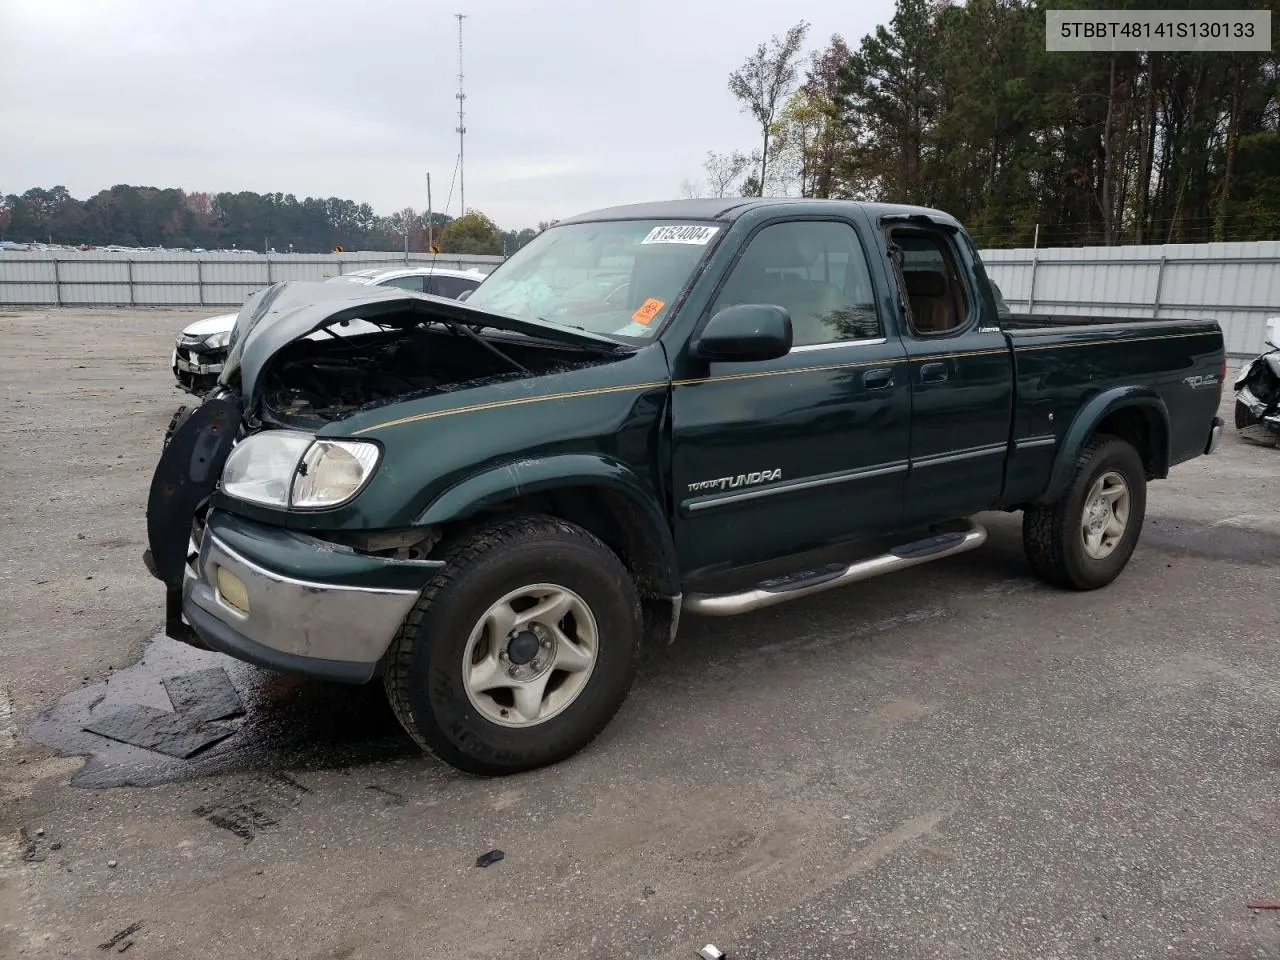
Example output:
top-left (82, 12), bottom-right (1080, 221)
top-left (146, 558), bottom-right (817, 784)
top-left (886, 228), bottom-right (973, 337)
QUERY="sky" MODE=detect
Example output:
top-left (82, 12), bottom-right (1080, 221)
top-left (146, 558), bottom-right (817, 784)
top-left (0, 0), bottom-right (895, 230)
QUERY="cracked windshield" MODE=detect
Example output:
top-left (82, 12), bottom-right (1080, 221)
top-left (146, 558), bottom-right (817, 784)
top-left (464, 220), bottom-right (719, 339)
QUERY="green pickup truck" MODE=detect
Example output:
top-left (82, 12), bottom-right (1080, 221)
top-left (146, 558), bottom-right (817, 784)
top-left (145, 198), bottom-right (1226, 775)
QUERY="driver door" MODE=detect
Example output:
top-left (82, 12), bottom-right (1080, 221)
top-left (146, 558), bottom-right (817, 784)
top-left (669, 218), bottom-right (910, 580)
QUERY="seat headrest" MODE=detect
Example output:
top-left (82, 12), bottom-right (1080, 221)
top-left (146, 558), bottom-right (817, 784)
top-left (902, 270), bottom-right (947, 298)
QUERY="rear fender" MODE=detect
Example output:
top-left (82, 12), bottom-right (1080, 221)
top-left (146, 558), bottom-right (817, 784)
top-left (1036, 387), bottom-right (1169, 505)
top-left (416, 454), bottom-right (680, 594)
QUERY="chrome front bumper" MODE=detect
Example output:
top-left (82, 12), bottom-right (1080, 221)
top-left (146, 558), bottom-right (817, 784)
top-left (171, 348), bottom-right (224, 376)
top-left (182, 529), bottom-right (422, 684)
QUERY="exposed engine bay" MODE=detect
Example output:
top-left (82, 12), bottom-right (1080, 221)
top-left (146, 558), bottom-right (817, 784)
top-left (258, 322), bottom-right (610, 426)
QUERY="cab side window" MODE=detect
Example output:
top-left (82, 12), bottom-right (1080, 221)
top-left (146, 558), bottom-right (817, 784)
top-left (888, 230), bottom-right (971, 335)
top-left (711, 220), bottom-right (881, 347)
top-left (380, 275), bottom-right (427, 292)
top-left (429, 275), bottom-right (480, 299)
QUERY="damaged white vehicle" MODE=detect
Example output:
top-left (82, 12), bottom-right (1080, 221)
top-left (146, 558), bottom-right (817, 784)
top-left (1234, 317), bottom-right (1280, 444)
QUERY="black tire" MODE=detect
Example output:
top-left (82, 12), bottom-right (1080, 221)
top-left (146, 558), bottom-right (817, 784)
top-left (1022, 435), bottom-right (1148, 591)
top-left (383, 514), bottom-right (643, 776)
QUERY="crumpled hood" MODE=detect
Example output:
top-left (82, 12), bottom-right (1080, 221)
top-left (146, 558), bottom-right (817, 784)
top-left (218, 280), bottom-right (623, 409)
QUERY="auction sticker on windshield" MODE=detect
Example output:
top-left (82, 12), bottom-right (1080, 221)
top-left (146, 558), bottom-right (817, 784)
top-left (641, 225), bottom-right (720, 245)
top-left (631, 298), bottom-right (665, 325)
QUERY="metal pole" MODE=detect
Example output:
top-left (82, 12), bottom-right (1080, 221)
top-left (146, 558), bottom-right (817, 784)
top-left (427, 172), bottom-right (433, 250)
top-left (266, 256), bottom-right (274, 284)
top-left (1026, 224), bottom-right (1040, 313)
top-left (197, 260), bottom-right (205, 306)
top-left (52, 257), bottom-right (61, 307)
top-left (126, 259), bottom-right (135, 306)
top-left (1152, 255), bottom-right (1167, 319)
top-left (456, 13), bottom-right (467, 217)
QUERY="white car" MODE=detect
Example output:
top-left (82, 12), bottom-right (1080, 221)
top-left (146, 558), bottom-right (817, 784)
top-left (171, 266), bottom-right (486, 394)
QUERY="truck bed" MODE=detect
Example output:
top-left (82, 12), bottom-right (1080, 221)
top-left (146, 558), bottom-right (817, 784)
top-left (997, 314), bottom-right (1225, 506)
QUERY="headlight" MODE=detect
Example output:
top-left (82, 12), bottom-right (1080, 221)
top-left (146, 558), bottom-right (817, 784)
top-left (291, 440), bottom-right (382, 508)
top-left (203, 330), bottom-right (232, 350)
top-left (220, 431), bottom-right (381, 509)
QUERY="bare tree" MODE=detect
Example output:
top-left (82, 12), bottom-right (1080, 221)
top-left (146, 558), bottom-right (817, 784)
top-left (679, 178), bottom-right (703, 199)
top-left (728, 21), bottom-right (810, 196)
top-left (703, 150), bottom-right (751, 197)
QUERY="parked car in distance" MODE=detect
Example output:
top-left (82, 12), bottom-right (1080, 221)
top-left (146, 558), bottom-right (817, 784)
top-left (146, 198), bottom-right (1226, 776)
top-left (170, 266), bottom-right (487, 394)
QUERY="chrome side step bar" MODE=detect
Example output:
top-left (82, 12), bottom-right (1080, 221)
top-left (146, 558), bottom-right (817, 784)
top-left (683, 521), bottom-right (988, 616)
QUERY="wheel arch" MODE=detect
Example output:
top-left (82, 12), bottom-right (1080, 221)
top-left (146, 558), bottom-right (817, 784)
top-left (415, 454), bottom-right (680, 598)
top-left (1037, 388), bottom-right (1169, 505)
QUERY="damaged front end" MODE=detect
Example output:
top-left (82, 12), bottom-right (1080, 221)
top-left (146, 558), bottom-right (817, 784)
top-left (142, 280), bottom-right (627, 672)
top-left (1234, 346), bottom-right (1280, 444)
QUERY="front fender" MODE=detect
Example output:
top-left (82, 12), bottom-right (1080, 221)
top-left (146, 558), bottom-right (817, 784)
top-left (1037, 387), bottom-right (1170, 505)
top-left (416, 453), bottom-right (679, 592)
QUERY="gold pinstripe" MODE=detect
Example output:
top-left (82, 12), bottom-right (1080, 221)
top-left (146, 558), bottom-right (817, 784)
top-left (351, 381), bottom-right (669, 435)
top-left (351, 331), bottom-right (1216, 434)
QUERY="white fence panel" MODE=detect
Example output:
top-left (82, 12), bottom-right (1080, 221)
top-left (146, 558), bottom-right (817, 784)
top-left (979, 241), bottom-right (1280, 356)
top-left (0, 251), bottom-right (503, 308)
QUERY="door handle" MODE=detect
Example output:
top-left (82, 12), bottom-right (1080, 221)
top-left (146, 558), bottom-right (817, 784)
top-left (863, 367), bottom-right (895, 391)
top-left (919, 361), bottom-right (949, 384)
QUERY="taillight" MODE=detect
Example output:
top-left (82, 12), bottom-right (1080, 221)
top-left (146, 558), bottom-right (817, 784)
top-left (1220, 357), bottom-right (1228, 381)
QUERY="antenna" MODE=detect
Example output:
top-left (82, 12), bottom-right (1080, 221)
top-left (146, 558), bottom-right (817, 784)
top-left (455, 13), bottom-right (467, 218)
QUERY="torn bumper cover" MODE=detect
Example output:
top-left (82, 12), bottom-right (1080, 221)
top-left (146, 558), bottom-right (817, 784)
top-left (180, 510), bottom-right (442, 684)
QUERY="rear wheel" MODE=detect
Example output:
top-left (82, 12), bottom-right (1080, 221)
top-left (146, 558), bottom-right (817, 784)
top-left (383, 515), bottom-right (643, 776)
top-left (1022, 436), bottom-right (1147, 591)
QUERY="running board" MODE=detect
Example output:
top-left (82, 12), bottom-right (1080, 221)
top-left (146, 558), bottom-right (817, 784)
top-left (683, 522), bottom-right (988, 616)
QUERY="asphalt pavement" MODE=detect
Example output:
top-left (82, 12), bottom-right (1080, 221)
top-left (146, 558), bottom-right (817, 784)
top-left (1, 307), bottom-right (1278, 960)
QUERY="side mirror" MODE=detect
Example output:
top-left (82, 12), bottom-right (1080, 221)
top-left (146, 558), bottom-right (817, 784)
top-left (690, 304), bottom-right (792, 363)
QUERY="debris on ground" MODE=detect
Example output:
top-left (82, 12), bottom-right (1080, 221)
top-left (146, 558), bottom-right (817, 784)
top-left (82, 667), bottom-right (245, 758)
top-left (1247, 900), bottom-right (1280, 909)
top-left (98, 921), bottom-right (142, 950)
top-left (698, 945), bottom-right (726, 960)
top-left (475, 849), bottom-right (505, 868)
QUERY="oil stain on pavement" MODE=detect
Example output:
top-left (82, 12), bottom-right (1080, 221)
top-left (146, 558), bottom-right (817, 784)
top-left (27, 634), bottom-right (418, 788)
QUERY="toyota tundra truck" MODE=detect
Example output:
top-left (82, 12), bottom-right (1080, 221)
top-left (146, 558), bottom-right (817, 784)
top-left (143, 198), bottom-right (1226, 776)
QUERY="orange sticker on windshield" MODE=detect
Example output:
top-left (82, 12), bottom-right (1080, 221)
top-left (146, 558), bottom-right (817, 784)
top-left (632, 298), bottom-right (665, 325)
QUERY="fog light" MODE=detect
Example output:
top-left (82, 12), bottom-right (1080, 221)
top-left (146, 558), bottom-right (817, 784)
top-left (215, 566), bottom-right (250, 614)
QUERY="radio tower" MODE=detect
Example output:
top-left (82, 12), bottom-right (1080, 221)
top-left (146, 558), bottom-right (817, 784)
top-left (455, 13), bottom-right (467, 218)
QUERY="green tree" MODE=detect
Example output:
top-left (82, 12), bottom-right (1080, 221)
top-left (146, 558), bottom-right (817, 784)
top-left (438, 210), bottom-right (503, 255)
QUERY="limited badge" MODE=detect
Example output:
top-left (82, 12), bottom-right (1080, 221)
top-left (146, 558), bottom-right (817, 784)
top-left (632, 298), bottom-right (666, 325)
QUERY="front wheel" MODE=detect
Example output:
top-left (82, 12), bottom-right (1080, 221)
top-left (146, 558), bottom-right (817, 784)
top-left (1022, 436), bottom-right (1148, 591)
top-left (383, 515), bottom-right (643, 776)
top-left (1235, 397), bottom-right (1260, 430)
